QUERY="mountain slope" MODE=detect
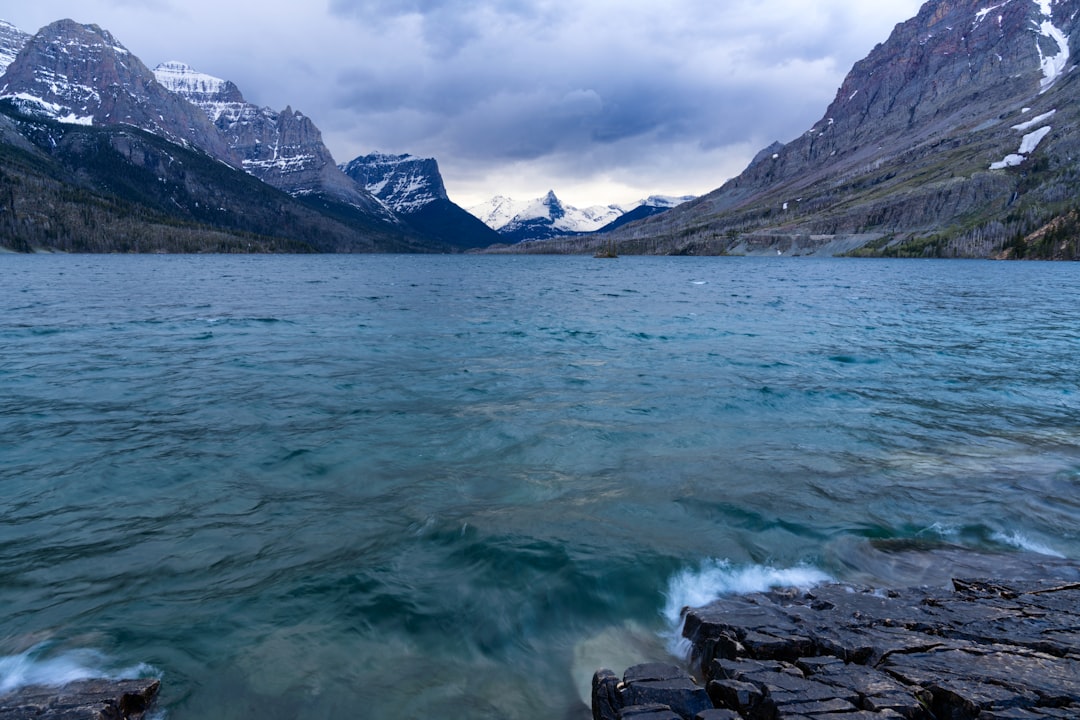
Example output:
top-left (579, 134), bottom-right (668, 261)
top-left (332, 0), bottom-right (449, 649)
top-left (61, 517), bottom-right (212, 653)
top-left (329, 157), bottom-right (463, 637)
top-left (470, 192), bottom-right (693, 243)
top-left (341, 152), bottom-right (500, 249)
top-left (587, 0), bottom-right (1080, 259)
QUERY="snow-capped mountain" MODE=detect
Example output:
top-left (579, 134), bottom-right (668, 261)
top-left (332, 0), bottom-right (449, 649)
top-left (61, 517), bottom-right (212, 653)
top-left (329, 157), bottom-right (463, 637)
top-left (468, 191), bottom-right (693, 242)
top-left (0, 20), bottom-right (238, 164)
top-left (342, 152), bottom-right (448, 213)
top-left (0, 20), bottom-right (29, 74)
top-left (342, 152), bottom-right (501, 249)
top-left (154, 61), bottom-right (392, 220)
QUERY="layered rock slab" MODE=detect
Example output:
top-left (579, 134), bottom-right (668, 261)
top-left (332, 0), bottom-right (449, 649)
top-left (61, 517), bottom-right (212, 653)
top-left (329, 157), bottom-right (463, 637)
top-left (594, 576), bottom-right (1080, 719)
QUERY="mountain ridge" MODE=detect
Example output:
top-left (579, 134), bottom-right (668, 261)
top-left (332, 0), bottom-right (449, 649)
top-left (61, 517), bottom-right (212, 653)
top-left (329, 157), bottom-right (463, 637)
top-left (153, 60), bottom-right (395, 222)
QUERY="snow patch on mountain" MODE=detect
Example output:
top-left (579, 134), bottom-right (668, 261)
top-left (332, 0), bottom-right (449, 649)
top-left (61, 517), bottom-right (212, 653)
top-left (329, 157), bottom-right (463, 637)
top-left (153, 61), bottom-right (244, 124)
top-left (3, 92), bottom-right (93, 125)
top-left (991, 107), bottom-right (1055, 169)
top-left (1032, 0), bottom-right (1070, 91)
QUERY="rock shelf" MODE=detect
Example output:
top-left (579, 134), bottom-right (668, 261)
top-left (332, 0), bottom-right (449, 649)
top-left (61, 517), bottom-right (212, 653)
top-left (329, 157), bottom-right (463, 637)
top-left (0, 678), bottom-right (159, 720)
top-left (593, 577), bottom-right (1080, 719)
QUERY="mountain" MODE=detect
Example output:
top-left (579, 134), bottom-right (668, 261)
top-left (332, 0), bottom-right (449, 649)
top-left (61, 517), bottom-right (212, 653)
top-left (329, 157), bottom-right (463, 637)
top-left (341, 152), bottom-right (500, 249)
top-left (467, 191), bottom-right (690, 243)
top-left (153, 61), bottom-right (394, 222)
top-left (0, 20), bottom-right (239, 165)
top-left (573, 0), bottom-right (1080, 259)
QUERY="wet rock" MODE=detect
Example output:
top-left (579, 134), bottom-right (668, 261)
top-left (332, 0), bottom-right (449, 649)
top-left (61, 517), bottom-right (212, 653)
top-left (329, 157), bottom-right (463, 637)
top-left (621, 664), bottom-right (712, 720)
top-left (0, 678), bottom-right (160, 720)
top-left (592, 664), bottom-right (711, 720)
top-left (705, 679), bottom-right (767, 717)
top-left (618, 705), bottom-right (682, 720)
top-left (592, 669), bottom-right (622, 720)
top-left (596, 568), bottom-right (1080, 719)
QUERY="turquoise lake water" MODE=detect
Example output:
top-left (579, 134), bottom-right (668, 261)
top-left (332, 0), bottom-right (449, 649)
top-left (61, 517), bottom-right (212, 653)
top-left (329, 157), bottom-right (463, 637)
top-left (2, 255), bottom-right (1079, 718)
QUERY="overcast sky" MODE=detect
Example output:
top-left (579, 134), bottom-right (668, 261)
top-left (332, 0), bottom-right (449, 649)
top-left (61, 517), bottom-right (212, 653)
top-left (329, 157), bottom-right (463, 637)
top-left (5, 1), bottom-right (924, 208)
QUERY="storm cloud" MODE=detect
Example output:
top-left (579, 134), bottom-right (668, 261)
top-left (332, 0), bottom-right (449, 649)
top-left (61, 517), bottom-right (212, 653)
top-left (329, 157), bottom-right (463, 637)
top-left (5, 0), bottom-right (923, 206)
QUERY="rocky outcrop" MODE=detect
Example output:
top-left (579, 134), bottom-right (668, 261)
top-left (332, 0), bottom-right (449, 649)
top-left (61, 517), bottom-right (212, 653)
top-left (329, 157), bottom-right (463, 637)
top-left (594, 573), bottom-right (1080, 719)
top-left (0, 678), bottom-right (159, 719)
top-left (0, 20), bottom-right (238, 165)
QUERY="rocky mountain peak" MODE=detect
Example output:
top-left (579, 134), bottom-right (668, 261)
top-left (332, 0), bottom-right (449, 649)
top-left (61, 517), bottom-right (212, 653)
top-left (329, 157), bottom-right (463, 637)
top-left (542, 190), bottom-right (565, 219)
top-left (0, 19), bottom-right (238, 164)
top-left (340, 151), bottom-right (500, 249)
top-left (341, 153), bottom-right (449, 213)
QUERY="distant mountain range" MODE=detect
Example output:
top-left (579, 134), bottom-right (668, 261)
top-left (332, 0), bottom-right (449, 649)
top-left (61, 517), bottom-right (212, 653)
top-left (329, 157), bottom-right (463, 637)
top-left (468, 191), bottom-right (694, 243)
top-left (542, 0), bottom-right (1080, 260)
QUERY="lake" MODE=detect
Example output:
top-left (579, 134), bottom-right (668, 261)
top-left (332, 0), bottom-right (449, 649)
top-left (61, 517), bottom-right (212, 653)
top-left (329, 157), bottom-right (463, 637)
top-left (2, 254), bottom-right (1078, 718)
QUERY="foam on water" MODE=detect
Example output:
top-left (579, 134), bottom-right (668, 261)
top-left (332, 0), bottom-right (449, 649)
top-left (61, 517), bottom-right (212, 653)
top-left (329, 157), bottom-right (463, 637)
top-left (992, 531), bottom-right (1066, 558)
top-left (661, 560), bottom-right (833, 655)
top-left (0, 644), bottom-right (158, 694)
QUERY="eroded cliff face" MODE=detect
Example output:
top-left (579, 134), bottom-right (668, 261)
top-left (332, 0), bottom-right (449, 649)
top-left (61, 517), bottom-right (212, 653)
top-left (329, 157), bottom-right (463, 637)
top-left (603, 0), bottom-right (1080, 258)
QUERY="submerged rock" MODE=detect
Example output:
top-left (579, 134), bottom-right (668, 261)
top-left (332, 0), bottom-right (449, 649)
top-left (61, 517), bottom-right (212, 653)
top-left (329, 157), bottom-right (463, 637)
top-left (0, 678), bottom-right (160, 720)
top-left (594, 573), bottom-right (1080, 719)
